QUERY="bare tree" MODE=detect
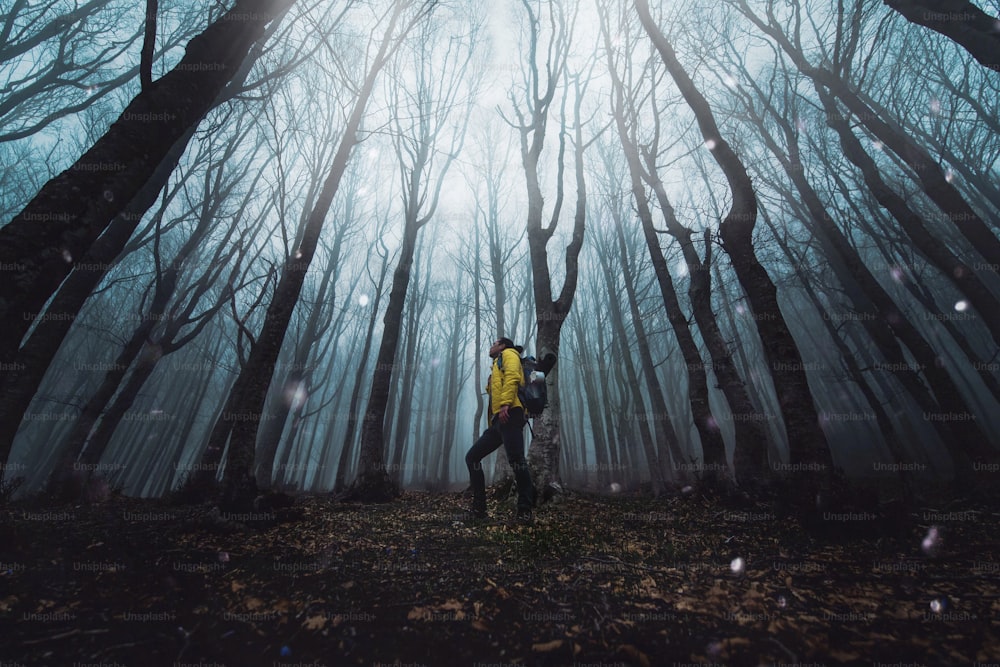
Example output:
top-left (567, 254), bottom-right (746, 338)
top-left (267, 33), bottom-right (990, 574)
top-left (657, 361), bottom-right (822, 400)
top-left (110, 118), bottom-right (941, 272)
top-left (600, 165), bottom-right (679, 491)
top-left (2, 100), bottom-right (269, 478)
top-left (73, 222), bottom-right (256, 471)
top-left (0, 13), bottom-right (322, 469)
top-left (0, 0), bottom-right (296, 372)
top-left (250, 84), bottom-right (371, 490)
top-left (333, 222), bottom-right (393, 492)
top-left (725, 59), bottom-right (993, 474)
top-left (43, 130), bottom-right (271, 495)
top-left (636, 0), bottom-right (835, 491)
top-left (254, 213), bottom-right (358, 490)
top-left (600, 2), bottom-right (772, 488)
top-left (219, 0), bottom-right (427, 508)
top-left (386, 234), bottom-right (435, 488)
top-left (347, 1), bottom-right (479, 501)
top-left (733, 0), bottom-right (1000, 348)
top-left (503, 0), bottom-right (592, 498)
top-left (882, 0), bottom-right (1000, 71)
top-left (0, 1), bottom-right (200, 143)
top-left (430, 269), bottom-right (472, 487)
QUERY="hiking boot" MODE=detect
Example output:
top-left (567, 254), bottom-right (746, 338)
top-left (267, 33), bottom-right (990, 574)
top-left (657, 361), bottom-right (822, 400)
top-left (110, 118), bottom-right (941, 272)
top-left (514, 509), bottom-right (533, 526)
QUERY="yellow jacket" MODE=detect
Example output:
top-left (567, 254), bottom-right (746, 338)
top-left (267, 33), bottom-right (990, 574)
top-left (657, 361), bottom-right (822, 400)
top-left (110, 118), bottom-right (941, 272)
top-left (488, 347), bottom-right (524, 416)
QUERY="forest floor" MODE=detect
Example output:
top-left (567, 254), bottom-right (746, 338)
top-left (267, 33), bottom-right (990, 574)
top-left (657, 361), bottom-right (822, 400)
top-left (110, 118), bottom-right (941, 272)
top-left (1, 486), bottom-right (999, 667)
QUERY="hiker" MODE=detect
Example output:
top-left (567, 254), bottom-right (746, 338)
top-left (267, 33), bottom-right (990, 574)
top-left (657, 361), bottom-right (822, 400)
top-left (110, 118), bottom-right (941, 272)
top-left (465, 337), bottom-right (536, 523)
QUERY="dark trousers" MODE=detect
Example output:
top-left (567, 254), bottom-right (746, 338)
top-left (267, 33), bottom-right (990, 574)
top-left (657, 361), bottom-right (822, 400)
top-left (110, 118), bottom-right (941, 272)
top-left (465, 407), bottom-right (535, 513)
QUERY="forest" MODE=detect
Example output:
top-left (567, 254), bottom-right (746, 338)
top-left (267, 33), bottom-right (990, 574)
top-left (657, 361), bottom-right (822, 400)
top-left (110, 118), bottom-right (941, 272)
top-left (1, 0), bottom-right (999, 665)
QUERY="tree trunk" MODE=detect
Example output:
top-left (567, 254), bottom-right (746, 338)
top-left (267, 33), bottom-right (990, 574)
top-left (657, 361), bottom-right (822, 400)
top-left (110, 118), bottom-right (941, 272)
top-left (0, 10), bottom-right (283, 471)
top-left (622, 158), bottom-right (726, 481)
top-left (572, 310), bottom-right (610, 489)
top-left (388, 284), bottom-right (423, 488)
top-left (160, 335), bottom-right (225, 495)
top-left (712, 262), bottom-right (786, 464)
top-left (740, 80), bottom-right (992, 469)
top-left (470, 221), bottom-right (488, 484)
top-left (605, 201), bottom-right (674, 491)
top-left (255, 227), bottom-right (342, 489)
top-left (0, 0), bottom-right (293, 361)
top-left (345, 1), bottom-right (468, 500)
top-left (813, 88), bottom-right (995, 471)
top-left (48, 322), bottom-right (162, 493)
top-left (436, 279), bottom-right (467, 488)
top-left (276, 327), bottom-right (351, 491)
top-left (595, 308), bottom-right (626, 484)
top-left (222, 5), bottom-right (406, 508)
top-left (637, 0), bottom-right (835, 488)
top-left (761, 211), bottom-right (917, 498)
top-left (811, 67), bottom-right (1000, 281)
top-left (882, 0), bottom-right (1000, 71)
top-left (0, 124), bottom-right (196, 465)
top-left (350, 226), bottom-right (419, 501)
top-left (253, 362), bottom-right (298, 490)
top-left (639, 152), bottom-right (771, 487)
top-left (736, 4), bottom-right (1000, 346)
top-left (333, 244), bottom-right (389, 492)
top-left (600, 12), bottom-right (748, 486)
top-left (70, 265), bottom-right (228, 478)
top-left (45, 165), bottom-right (234, 492)
top-left (74, 344), bottom-right (164, 469)
top-left (522, 85), bottom-right (587, 497)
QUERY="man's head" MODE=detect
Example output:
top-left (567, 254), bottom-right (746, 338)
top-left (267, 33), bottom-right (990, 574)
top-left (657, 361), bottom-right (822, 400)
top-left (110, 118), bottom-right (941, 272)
top-left (489, 337), bottom-right (515, 358)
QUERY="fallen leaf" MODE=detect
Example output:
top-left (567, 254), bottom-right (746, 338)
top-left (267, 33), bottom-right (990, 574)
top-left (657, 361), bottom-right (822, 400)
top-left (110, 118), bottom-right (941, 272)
top-left (619, 644), bottom-right (651, 667)
top-left (407, 606), bottom-right (432, 621)
top-left (532, 639), bottom-right (563, 652)
top-left (829, 650), bottom-right (862, 661)
top-left (302, 614), bottom-right (326, 630)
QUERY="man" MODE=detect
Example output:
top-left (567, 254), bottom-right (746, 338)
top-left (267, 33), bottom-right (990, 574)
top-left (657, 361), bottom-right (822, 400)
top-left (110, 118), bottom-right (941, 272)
top-left (465, 337), bottom-right (536, 523)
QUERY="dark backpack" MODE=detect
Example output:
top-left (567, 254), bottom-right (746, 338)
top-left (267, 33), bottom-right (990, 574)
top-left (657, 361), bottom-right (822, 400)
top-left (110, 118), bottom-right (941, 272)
top-left (498, 349), bottom-right (557, 418)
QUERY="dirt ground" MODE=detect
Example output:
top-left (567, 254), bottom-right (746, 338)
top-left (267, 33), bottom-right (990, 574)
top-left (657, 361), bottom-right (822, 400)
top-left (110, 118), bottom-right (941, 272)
top-left (1, 488), bottom-right (998, 666)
